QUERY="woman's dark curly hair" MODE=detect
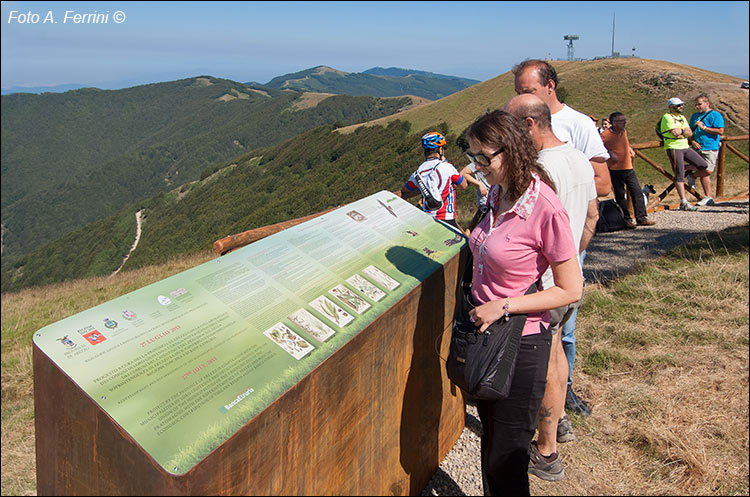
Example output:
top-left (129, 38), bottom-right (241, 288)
top-left (466, 109), bottom-right (556, 202)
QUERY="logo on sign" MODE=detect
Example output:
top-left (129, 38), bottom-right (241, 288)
top-left (56, 335), bottom-right (77, 349)
top-left (170, 287), bottom-right (187, 298)
top-left (83, 330), bottom-right (107, 345)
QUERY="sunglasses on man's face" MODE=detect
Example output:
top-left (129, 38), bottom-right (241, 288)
top-left (466, 147), bottom-right (504, 167)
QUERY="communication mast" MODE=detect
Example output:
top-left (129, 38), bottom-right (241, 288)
top-left (564, 35), bottom-right (579, 61)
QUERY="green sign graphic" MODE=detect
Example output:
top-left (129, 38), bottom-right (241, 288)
top-left (33, 191), bottom-right (466, 474)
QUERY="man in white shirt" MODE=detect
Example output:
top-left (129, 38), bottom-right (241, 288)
top-left (512, 60), bottom-right (601, 475)
top-left (506, 94), bottom-right (598, 482)
top-left (513, 59), bottom-right (611, 196)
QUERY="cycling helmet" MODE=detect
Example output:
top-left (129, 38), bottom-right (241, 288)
top-left (421, 132), bottom-right (447, 150)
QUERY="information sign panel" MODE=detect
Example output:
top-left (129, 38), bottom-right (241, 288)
top-left (33, 191), bottom-right (466, 475)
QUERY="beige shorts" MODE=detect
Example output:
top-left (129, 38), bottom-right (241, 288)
top-left (699, 149), bottom-right (719, 173)
top-left (548, 283), bottom-right (586, 335)
top-left (548, 301), bottom-right (578, 336)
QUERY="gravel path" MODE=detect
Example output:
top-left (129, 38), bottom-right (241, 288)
top-left (421, 198), bottom-right (749, 496)
top-left (583, 199), bottom-right (749, 285)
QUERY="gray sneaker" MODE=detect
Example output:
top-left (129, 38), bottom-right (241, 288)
top-left (528, 441), bottom-right (565, 481)
top-left (557, 414), bottom-right (576, 443)
top-left (679, 201), bottom-right (698, 211)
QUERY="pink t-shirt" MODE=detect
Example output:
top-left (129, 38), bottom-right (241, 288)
top-left (469, 174), bottom-right (577, 336)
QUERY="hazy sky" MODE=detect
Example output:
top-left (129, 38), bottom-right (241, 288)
top-left (2, 1), bottom-right (749, 90)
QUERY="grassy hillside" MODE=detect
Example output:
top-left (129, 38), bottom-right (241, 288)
top-left (264, 65), bottom-right (479, 100)
top-left (338, 58), bottom-right (749, 140)
top-left (1, 77), bottom-right (413, 258)
top-left (2, 59), bottom-right (748, 292)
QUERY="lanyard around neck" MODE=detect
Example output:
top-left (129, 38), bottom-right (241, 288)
top-left (477, 189), bottom-right (512, 275)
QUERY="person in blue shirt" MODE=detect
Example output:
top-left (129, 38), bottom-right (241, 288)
top-left (689, 95), bottom-right (725, 206)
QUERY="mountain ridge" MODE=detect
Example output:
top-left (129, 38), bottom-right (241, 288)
top-left (262, 65), bottom-right (479, 100)
top-left (1, 76), bottom-right (414, 258)
top-left (2, 58), bottom-right (747, 293)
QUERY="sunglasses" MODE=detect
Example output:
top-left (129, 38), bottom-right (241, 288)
top-left (466, 147), bottom-right (504, 167)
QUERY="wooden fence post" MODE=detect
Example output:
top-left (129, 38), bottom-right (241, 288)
top-left (717, 140), bottom-right (727, 198)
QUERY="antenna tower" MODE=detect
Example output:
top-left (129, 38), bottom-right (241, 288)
top-left (564, 35), bottom-right (579, 61)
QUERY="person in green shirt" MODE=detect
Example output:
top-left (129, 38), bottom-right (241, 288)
top-left (660, 97), bottom-right (710, 211)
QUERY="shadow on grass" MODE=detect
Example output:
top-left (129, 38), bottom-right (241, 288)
top-left (584, 208), bottom-right (748, 287)
top-left (664, 223), bottom-right (749, 262)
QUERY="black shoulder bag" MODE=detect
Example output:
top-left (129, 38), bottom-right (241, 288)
top-left (446, 251), bottom-right (539, 400)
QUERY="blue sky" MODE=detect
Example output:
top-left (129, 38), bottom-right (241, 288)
top-left (2, 1), bottom-right (748, 90)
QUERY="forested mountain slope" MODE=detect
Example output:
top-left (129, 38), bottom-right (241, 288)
top-left (1, 77), bottom-right (413, 257)
top-left (263, 65), bottom-right (479, 100)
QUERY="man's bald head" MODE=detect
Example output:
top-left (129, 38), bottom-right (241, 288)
top-left (505, 93), bottom-right (552, 131)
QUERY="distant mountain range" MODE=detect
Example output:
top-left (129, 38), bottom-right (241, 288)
top-left (261, 66), bottom-right (479, 100)
top-left (2, 66), bottom-right (480, 97)
top-left (1, 66), bottom-right (477, 260)
top-left (0, 77), bottom-right (158, 95)
top-left (1, 76), bottom-right (416, 261)
top-left (1, 83), bottom-right (93, 95)
top-left (3, 59), bottom-right (746, 293)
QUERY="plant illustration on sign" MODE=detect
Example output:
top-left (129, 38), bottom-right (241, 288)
top-left (329, 285), bottom-right (370, 314)
top-left (362, 265), bottom-right (400, 291)
top-left (288, 309), bottom-right (336, 342)
top-left (346, 274), bottom-right (386, 302)
top-left (264, 323), bottom-right (313, 359)
top-left (310, 296), bottom-right (354, 328)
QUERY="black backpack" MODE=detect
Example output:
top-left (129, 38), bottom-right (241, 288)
top-left (655, 116), bottom-right (666, 146)
top-left (596, 199), bottom-right (627, 233)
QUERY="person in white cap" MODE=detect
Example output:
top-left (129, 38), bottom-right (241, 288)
top-left (659, 97), bottom-right (710, 211)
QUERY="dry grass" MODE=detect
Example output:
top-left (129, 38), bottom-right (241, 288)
top-left (1, 345), bottom-right (35, 496)
top-left (335, 58), bottom-right (748, 142)
top-left (1, 251), bottom-right (216, 496)
top-left (530, 225), bottom-right (749, 496)
top-left (290, 91), bottom-right (336, 110)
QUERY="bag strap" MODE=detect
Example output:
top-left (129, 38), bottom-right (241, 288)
top-left (692, 111), bottom-right (713, 130)
top-left (418, 158), bottom-right (444, 177)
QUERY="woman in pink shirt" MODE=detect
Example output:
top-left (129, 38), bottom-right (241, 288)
top-left (465, 110), bottom-right (582, 495)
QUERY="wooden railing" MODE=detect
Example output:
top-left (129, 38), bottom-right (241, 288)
top-left (631, 135), bottom-right (749, 202)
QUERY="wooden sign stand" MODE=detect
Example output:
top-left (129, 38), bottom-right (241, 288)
top-left (34, 250), bottom-right (467, 495)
